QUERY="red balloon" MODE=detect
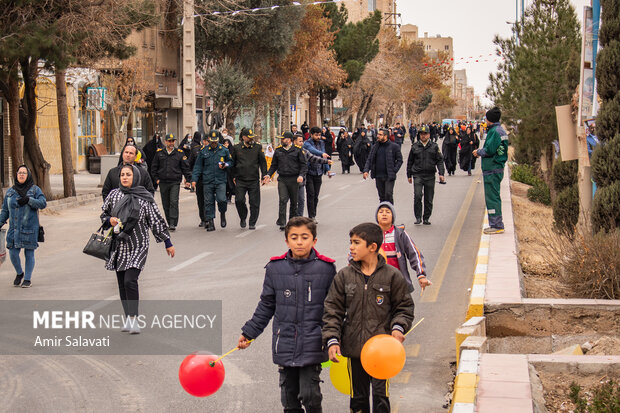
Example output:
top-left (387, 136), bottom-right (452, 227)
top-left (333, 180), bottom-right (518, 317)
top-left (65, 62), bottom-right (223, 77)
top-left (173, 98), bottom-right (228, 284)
top-left (179, 353), bottom-right (226, 397)
top-left (360, 334), bottom-right (406, 380)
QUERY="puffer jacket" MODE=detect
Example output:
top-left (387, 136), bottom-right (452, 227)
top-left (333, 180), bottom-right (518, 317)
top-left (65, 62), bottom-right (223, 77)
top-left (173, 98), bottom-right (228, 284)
top-left (242, 249), bottom-right (337, 367)
top-left (322, 254), bottom-right (414, 358)
top-left (0, 186), bottom-right (47, 249)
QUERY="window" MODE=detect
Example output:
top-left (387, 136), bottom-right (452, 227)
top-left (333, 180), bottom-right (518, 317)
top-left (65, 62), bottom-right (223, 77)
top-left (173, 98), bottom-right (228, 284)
top-left (445, 45), bottom-right (450, 51)
top-left (368, 0), bottom-right (376, 11)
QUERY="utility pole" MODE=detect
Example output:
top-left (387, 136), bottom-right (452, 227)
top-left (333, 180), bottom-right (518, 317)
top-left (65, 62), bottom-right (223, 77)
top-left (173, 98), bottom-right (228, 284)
top-left (182, 0), bottom-right (197, 137)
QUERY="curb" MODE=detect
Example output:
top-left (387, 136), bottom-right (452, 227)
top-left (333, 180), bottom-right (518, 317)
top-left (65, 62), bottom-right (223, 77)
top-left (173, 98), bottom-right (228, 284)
top-left (43, 193), bottom-right (100, 213)
top-left (450, 349), bottom-right (480, 413)
top-left (465, 216), bottom-right (489, 320)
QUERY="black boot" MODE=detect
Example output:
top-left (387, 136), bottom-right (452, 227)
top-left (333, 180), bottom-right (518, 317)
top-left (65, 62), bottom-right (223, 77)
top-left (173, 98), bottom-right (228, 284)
top-left (206, 219), bottom-right (215, 232)
top-left (220, 212), bottom-right (227, 228)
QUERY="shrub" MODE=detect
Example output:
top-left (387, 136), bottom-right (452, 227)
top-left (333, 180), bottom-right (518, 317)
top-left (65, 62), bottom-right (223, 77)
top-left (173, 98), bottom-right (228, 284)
top-left (527, 181), bottom-right (551, 205)
top-left (553, 184), bottom-right (579, 235)
top-left (592, 180), bottom-right (620, 232)
top-left (594, 40), bottom-right (620, 101)
top-left (511, 164), bottom-right (542, 186)
top-left (551, 159), bottom-right (577, 191)
top-left (570, 379), bottom-right (620, 413)
top-left (591, 134), bottom-right (620, 188)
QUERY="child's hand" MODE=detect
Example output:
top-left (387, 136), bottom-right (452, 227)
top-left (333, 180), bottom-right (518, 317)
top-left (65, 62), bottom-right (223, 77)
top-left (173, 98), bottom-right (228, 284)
top-left (392, 330), bottom-right (405, 343)
top-left (238, 334), bottom-right (252, 350)
top-left (328, 345), bottom-right (341, 362)
top-left (418, 276), bottom-right (432, 293)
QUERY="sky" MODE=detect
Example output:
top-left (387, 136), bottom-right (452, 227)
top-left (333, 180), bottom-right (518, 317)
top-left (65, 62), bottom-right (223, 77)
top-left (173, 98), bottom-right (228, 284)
top-left (397, 0), bottom-right (590, 104)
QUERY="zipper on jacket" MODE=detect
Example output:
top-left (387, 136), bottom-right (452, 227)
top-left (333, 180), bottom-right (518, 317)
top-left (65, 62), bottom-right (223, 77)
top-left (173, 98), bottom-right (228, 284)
top-left (308, 282), bottom-right (312, 302)
top-left (275, 328), bottom-right (280, 354)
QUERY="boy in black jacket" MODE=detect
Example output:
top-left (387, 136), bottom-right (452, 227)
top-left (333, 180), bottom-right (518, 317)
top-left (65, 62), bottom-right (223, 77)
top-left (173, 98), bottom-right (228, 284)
top-left (323, 223), bottom-right (414, 413)
top-left (238, 217), bottom-right (336, 413)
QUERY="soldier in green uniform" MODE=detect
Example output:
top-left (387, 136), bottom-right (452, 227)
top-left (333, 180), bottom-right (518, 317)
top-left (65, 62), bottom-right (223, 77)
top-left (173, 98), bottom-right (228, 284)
top-left (474, 107), bottom-right (509, 234)
top-left (151, 134), bottom-right (191, 231)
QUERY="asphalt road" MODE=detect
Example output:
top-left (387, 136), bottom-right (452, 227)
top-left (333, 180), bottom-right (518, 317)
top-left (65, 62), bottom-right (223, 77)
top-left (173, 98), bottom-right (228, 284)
top-left (0, 140), bottom-right (485, 413)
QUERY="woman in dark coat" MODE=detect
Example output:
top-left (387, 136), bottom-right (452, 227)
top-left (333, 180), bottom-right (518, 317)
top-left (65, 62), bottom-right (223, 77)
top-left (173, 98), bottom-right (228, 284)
top-left (442, 127), bottom-right (459, 176)
top-left (353, 128), bottom-right (372, 173)
top-left (179, 133), bottom-right (192, 159)
top-left (101, 164), bottom-right (174, 333)
top-left (459, 126), bottom-right (477, 175)
top-left (142, 134), bottom-right (163, 188)
top-left (0, 165), bottom-right (47, 288)
top-left (322, 126), bottom-right (334, 157)
top-left (336, 129), bottom-right (354, 173)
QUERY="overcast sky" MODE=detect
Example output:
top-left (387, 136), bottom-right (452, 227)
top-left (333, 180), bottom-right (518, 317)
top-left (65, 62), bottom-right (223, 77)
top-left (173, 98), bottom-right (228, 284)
top-left (397, 0), bottom-right (590, 104)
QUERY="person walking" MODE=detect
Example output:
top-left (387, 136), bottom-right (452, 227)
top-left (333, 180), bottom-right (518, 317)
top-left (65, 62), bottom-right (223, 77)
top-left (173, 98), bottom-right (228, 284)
top-left (151, 133), bottom-right (192, 231)
top-left (363, 128), bottom-right (403, 205)
top-left (102, 144), bottom-right (154, 200)
top-left (303, 127), bottom-right (330, 222)
top-left (0, 165), bottom-right (47, 288)
top-left (143, 133), bottom-right (163, 191)
top-left (442, 127), bottom-right (459, 176)
top-left (189, 132), bottom-right (207, 226)
top-left (231, 128), bottom-right (267, 230)
top-left (295, 133), bottom-right (332, 217)
top-left (406, 125), bottom-right (445, 225)
top-left (393, 122), bottom-right (405, 146)
top-left (101, 164), bottom-right (174, 334)
top-left (352, 128), bottom-right (372, 173)
top-left (473, 107), bottom-right (509, 234)
top-left (191, 130), bottom-right (234, 232)
top-left (336, 129), bottom-right (354, 174)
top-left (263, 132), bottom-right (307, 231)
top-left (458, 126), bottom-right (476, 176)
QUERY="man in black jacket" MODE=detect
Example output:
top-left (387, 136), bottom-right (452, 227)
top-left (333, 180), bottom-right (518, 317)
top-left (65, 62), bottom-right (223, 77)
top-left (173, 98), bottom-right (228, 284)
top-left (406, 125), bottom-right (445, 225)
top-left (363, 129), bottom-right (403, 205)
top-left (263, 132), bottom-right (308, 230)
top-left (188, 132), bottom-right (207, 227)
top-left (151, 134), bottom-right (191, 231)
top-left (102, 144), bottom-right (154, 200)
top-left (231, 128), bottom-right (267, 230)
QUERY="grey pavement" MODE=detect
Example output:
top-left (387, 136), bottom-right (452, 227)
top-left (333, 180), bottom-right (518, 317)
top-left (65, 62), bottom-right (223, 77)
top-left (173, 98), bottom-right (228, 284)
top-left (0, 140), bottom-right (485, 412)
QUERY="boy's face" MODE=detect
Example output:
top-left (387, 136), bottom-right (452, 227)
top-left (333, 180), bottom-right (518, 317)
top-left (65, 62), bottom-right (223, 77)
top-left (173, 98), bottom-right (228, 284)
top-left (295, 137), bottom-right (303, 147)
top-left (377, 207), bottom-right (393, 227)
top-left (286, 225), bottom-right (317, 259)
top-left (349, 234), bottom-right (377, 262)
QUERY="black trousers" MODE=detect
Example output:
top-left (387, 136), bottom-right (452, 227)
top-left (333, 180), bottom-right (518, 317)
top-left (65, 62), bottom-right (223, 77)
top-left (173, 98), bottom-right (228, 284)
top-left (159, 181), bottom-right (180, 226)
top-left (235, 180), bottom-right (261, 226)
top-left (413, 174), bottom-right (436, 221)
top-left (306, 174), bottom-right (323, 219)
top-left (375, 177), bottom-right (395, 205)
top-left (277, 176), bottom-right (299, 226)
top-left (278, 364), bottom-right (322, 413)
top-left (195, 178), bottom-right (205, 222)
top-left (115, 268), bottom-right (141, 316)
top-left (349, 357), bottom-right (390, 413)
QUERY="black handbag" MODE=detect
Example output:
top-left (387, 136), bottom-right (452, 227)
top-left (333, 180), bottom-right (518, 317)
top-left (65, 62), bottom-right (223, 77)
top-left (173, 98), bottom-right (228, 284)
top-left (38, 226), bottom-right (45, 242)
top-left (82, 226), bottom-right (113, 261)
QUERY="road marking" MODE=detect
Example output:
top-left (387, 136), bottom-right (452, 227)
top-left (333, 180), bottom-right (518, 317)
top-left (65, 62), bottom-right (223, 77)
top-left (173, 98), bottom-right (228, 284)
top-left (391, 372), bottom-right (412, 384)
top-left (319, 194), bottom-right (331, 201)
top-left (421, 172), bottom-right (480, 302)
top-left (235, 225), bottom-right (266, 238)
top-left (405, 343), bottom-right (420, 357)
top-left (167, 251), bottom-right (212, 272)
top-left (338, 185), bottom-right (350, 190)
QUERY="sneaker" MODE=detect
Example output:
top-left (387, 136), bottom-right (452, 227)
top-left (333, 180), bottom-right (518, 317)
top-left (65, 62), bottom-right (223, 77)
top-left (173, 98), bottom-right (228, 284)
top-left (423, 220), bottom-right (431, 225)
top-left (249, 224), bottom-right (256, 230)
top-left (311, 218), bottom-right (318, 224)
top-left (483, 227), bottom-right (505, 235)
top-left (240, 219), bottom-right (247, 228)
top-left (127, 316), bottom-right (140, 334)
top-left (21, 280), bottom-right (32, 288)
top-left (199, 221), bottom-right (205, 228)
top-left (169, 225), bottom-right (176, 232)
top-left (414, 219), bottom-right (422, 225)
top-left (13, 273), bottom-right (23, 287)
top-left (121, 317), bottom-right (131, 332)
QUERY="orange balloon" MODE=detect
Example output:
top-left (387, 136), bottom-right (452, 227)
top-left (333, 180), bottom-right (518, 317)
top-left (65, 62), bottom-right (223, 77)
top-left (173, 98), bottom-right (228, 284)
top-left (360, 334), bottom-right (406, 380)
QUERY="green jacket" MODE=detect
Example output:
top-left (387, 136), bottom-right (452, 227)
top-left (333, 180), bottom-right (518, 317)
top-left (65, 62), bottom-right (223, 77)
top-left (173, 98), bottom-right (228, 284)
top-left (480, 123), bottom-right (509, 172)
top-left (191, 144), bottom-right (233, 185)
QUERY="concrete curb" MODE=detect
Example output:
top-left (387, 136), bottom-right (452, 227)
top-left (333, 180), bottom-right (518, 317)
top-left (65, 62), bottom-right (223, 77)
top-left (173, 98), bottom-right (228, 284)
top-left (450, 349), bottom-right (480, 413)
top-left (465, 217), bottom-right (489, 321)
top-left (42, 193), bottom-right (100, 214)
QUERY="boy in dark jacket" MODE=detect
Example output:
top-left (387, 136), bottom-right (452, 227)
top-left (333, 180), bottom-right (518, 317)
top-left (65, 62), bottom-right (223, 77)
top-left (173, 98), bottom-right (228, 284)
top-left (323, 223), bottom-right (414, 413)
top-left (238, 216), bottom-right (336, 413)
top-left (375, 202), bottom-right (431, 294)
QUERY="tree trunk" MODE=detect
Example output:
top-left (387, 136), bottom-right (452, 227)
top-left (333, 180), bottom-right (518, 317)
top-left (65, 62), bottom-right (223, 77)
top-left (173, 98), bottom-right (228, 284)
top-left (308, 89), bottom-right (318, 127)
top-left (55, 69), bottom-right (76, 198)
top-left (20, 59), bottom-right (52, 199)
top-left (8, 73), bottom-right (24, 168)
top-left (319, 89), bottom-right (324, 126)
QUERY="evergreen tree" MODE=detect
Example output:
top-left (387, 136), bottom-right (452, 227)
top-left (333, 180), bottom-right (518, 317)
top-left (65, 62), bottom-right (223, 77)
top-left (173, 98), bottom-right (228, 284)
top-left (487, 0), bottom-right (581, 167)
top-left (591, 0), bottom-right (620, 231)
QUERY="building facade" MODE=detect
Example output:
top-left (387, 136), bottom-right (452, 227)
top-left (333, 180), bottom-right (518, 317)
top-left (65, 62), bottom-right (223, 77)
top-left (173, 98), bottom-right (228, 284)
top-left (342, 0), bottom-right (398, 25)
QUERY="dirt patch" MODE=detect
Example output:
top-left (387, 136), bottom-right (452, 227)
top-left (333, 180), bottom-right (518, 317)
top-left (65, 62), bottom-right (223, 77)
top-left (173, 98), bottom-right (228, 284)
top-left (538, 371), bottom-right (619, 412)
top-left (583, 337), bottom-right (620, 356)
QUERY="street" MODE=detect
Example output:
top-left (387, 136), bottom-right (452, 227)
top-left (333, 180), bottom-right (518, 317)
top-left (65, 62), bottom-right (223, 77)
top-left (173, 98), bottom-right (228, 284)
top-left (0, 141), bottom-right (485, 412)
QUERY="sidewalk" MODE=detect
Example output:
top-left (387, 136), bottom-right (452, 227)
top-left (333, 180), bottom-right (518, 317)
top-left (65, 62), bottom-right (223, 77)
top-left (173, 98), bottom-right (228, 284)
top-left (45, 172), bottom-right (102, 213)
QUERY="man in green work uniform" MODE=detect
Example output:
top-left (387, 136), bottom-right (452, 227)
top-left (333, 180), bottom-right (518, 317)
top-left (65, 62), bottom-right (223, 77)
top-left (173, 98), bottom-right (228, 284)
top-left (473, 107), bottom-right (508, 234)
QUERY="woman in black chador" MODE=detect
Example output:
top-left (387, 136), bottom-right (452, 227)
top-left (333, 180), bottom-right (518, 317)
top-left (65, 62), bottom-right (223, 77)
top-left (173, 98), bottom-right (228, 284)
top-left (336, 129), bottom-right (354, 173)
top-left (458, 126), bottom-right (478, 176)
top-left (353, 128), bottom-right (371, 173)
top-left (442, 127), bottom-right (459, 176)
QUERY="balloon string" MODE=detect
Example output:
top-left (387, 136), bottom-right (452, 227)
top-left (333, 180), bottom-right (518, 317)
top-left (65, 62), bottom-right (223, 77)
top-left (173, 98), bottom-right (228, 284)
top-left (209, 340), bottom-right (254, 366)
top-left (404, 318), bottom-right (424, 337)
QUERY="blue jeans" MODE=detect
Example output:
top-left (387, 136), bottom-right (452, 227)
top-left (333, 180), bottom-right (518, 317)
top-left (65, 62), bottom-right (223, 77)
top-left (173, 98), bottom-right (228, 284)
top-left (9, 248), bottom-right (35, 281)
top-left (203, 182), bottom-right (227, 220)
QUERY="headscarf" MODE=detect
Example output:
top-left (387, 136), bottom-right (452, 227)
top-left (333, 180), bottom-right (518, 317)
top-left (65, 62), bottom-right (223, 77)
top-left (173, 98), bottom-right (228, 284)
top-left (13, 165), bottom-right (34, 199)
top-left (192, 131), bottom-right (202, 146)
top-left (110, 164), bottom-right (156, 238)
